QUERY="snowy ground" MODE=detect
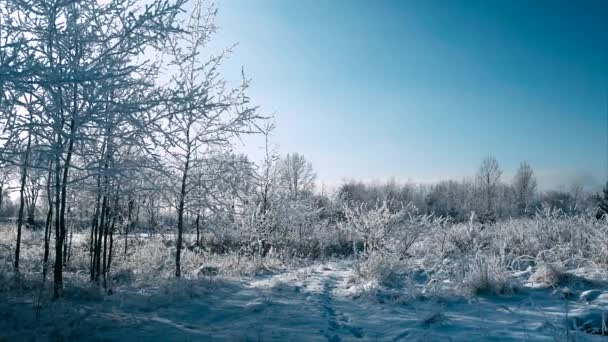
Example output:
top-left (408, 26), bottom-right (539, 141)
top-left (3, 261), bottom-right (608, 341)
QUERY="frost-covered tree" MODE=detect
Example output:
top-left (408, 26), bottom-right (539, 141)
top-left (279, 153), bottom-right (316, 201)
top-left (476, 156), bottom-right (502, 219)
top-left (154, 0), bottom-right (262, 277)
top-left (255, 123), bottom-right (280, 218)
top-left (512, 162), bottom-right (537, 216)
top-left (0, 0), bottom-right (187, 297)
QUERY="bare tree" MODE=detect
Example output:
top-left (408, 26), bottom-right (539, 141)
top-left (256, 122), bottom-right (279, 217)
top-left (14, 114), bottom-right (32, 272)
top-left (476, 156), bottom-right (502, 216)
top-left (512, 162), bottom-right (537, 216)
top-left (155, 0), bottom-right (262, 277)
top-left (0, 0), bottom-right (187, 297)
top-left (279, 153), bottom-right (316, 201)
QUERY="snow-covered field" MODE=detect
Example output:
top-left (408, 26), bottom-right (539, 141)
top-left (3, 260), bottom-right (608, 341)
top-left (4, 212), bottom-right (608, 341)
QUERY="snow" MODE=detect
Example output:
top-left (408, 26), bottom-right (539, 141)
top-left (3, 261), bottom-right (608, 341)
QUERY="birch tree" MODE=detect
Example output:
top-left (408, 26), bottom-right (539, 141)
top-left (155, 0), bottom-right (262, 277)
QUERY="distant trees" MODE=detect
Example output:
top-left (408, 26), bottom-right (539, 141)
top-left (338, 181), bottom-right (372, 205)
top-left (334, 158), bottom-right (578, 222)
top-left (540, 191), bottom-right (577, 214)
top-left (279, 153), bottom-right (316, 201)
top-left (425, 180), bottom-right (473, 220)
top-left (476, 156), bottom-right (502, 221)
top-left (512, 162), bottom-right (537, 216)
top-left (595, 182), bottom-right (608, 219)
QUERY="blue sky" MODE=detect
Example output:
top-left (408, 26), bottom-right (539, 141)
top-left (211, 0), bottom-right (608, 190)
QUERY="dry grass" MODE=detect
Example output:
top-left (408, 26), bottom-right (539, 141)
top-left (1, 209), bottom-right (608, 302)
top-left (0, 222), bottom-right (289, 304)
top-left (463, 254), bottom-right (517, 296)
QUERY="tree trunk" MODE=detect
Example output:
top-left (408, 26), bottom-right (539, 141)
top-left (95, 195), bottom-right (107, 282)
top-left (90, 205), bottom-right (98, 281)
top-left (90, 151), bottom-right (104, 281)
top-left (27, 201), bottom-right (36, 227)
top-left (43, 207), bottom-right (52, 268)
top-left (53, 149), bottom-right (63, 299)
top-left (42, 160), bottom-right (54, 287)
top-left (64, 224), bottom-right (73, 265)
top-left (53, 117), bottom-right (76, 299)
top-left (0, 184), bottom-right (3, 214)
top-left (14, 131), bottom-right (32, 271)
top-left (102, 202), bottom-right (109, 289)
top-left (125, 197), bottom-right (133, 257)
top-left (95, 132), bottom-right (111, 283)
top-left (134, 201), bottom-right (140, 231)
top-left (195, 212), bottom-right (200, 247)
top-left (175, 149), bottom-right (191, 278)
top-left (63, 223), bottom-right (69, 265)
top-left (107, 209), bottom-right (116, 291)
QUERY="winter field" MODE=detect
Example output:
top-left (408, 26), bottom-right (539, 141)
top-left (3, 210), bottom-right (608, 341)
top-left (0, 0), bottom-right (606, 341)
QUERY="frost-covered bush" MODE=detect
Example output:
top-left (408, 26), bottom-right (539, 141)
top-left (341, 201), bottom-right (438, 259)
top-left (343, 202), bottom-right (443, 288)
top-left (341, 201), bottom-right (404, 257)
top-left (420, 207), bottom-right (608, 283)
top-left (237, 193), bottom-right (335, 260)
top-left (354, 252), bottom-right (401, 287)
top-left (412, 207), bottom-right (608, 300)
top-left (445, 222), bottom-right (485, 255)
top-left (487, 207), bottom-right (608, 268)
top-left (463, 254), bottom-right (516, 296)
top-left (124, 237), bottom-right (174, 279)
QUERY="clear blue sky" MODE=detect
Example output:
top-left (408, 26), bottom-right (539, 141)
top-left (211, 0), bottom-right (608, 190)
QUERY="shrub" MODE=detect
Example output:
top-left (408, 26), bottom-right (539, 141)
top-left (463, 254), bottom-right (516, 296)
top-left (355, 252), bottom-right (401, 288)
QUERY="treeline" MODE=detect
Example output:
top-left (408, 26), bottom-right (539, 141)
top-left (337, 158), bottom-right (598, 223)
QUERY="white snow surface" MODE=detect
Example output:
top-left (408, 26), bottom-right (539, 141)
top-left (3, 261), bottom-right (608, 341)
